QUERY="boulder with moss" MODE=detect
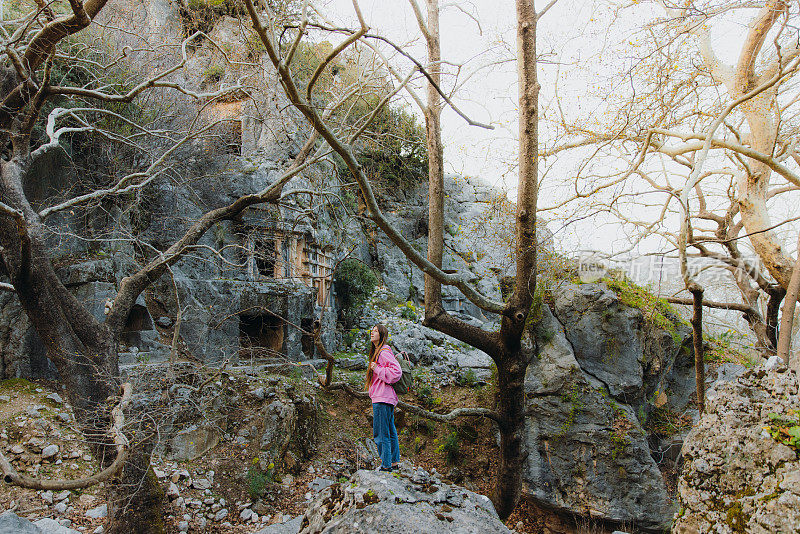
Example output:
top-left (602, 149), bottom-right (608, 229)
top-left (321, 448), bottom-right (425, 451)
top-left (522, 281), bottom-right (695, 532)
top-left (673, 365), bottom-right (800, 534)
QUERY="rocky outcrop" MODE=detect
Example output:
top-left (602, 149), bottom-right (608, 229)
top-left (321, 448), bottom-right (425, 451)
top-left (129, 363), bottom-right (317, 473)
top-left (522, 283), bottom-right (693, 532)
top-left (262, 467), bottom-right (510, 534)
top-left (674, 366), bottom-right (800, 534)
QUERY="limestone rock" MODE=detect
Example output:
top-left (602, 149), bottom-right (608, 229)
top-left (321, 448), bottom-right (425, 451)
top-left (256, 515), bottom-right (303, 534)
top-left (522, 302), bottom-right (676, 531)
top-left (33, 518), bottom-right (80, 534)
top-left (0, 512), bottom-right (42, 534)
top-left (674, 367), bottom-right (800, 533)
top-left (295, 468), bottom-right (510, 534)
top-left (168, 425), bottom-right (221, 461)
top-left (41, 444), bottom-right (59, 460)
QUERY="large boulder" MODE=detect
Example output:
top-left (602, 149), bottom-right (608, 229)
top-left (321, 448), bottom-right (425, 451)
top-left (258, 392), bottom-right (318, 469)
top-left (523, 304), bottom-right (675, 531)
top-left (674, 366), bottom-right (800, 534)
top-left (291, 467), bottom-right (511, 534)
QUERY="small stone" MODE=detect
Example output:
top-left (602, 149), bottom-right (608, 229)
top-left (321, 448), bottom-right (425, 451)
top-left (86, 504), bottom-right (108, 519)
top-left (251, 513), bottom-right (259, 523)
top-left (214, 508), bottom-right (228, 521)
top-left (240, 508), bottom-right (253, 521)
top-left (54, 502), bottom-right (68, 514)
top-left (82, 455), bottom-right (92, 461)
top-left (153, 468), bottom-right (166, 478)
top-left (192, 478), bottom-right (211, 490)
top-left (0, 395), bottom-right (10, 402)
top-left (55, 490), bottom-right (70, 502)
top-left (178, 521), bottom-right (189, 532)
top-left (41, 490), bottom-right (53, 504)
top-left (765, 355), bottom-right (786, 371)
top-left (10, 445), bottom-right (25, 454)
top-left (46, 393), bottom-right (64, 404)
top-left (41, 444), bottom-right (59, 460)
top-left (56, 412), bottom-right (71, 423)
top-left (93, 527), bottom-right (105, 534)
top-left (198, 518), bottom-right (207, 529)
top-left (167, 482), bottom-right (180, 499)
top-left (79, 494), bottom-right (97, 505)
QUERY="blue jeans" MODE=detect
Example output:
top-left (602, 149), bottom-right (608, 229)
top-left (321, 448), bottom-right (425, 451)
top-left (372, 402), bottom-right (399, 469)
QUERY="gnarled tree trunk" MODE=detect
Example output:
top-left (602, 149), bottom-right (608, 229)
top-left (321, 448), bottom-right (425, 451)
top-left (0, 159), bottom-right (166, 533)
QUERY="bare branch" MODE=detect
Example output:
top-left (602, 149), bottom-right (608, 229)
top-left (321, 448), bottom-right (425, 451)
top-left (536, 0), bottom-right (559, 20)
top-left (306, 0), bottom-right (368, 101)
top-left (38, 115), bottom-right (229, 219)
top-left (325, 381), bottom-right (501, 423)
top-left (666, 296), bottom-right (754, 313)
top-left (0, 383), bottom-right (131, 490)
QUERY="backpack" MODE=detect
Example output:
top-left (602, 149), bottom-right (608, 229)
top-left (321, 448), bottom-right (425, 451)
top-left (391, 350), bottom-right (413, 396)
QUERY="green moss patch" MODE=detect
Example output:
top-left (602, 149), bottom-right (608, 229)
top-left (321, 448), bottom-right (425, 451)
top-left (604, 277), bottom-right (686, 333)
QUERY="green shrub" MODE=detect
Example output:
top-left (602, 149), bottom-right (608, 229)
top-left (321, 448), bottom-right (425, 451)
top-left (399, 301), bottom-right (418, 321)
top-left (246, 461), bottom-right (274, 499)
top-left (333, 259), bottom-right (378, 329)
top-left (456, 368), bottom-right (478, 388)
top-left (604, 277), bottom-right (685, 333)
top-left (766, 411), bottom-right (800, 455)
top-left (436, 431), bottom-right (460, 463)
top-left (416, 384), bottom-right (436, 409)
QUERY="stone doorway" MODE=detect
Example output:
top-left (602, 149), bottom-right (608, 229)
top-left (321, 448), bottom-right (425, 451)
top-left (239, 313), bottom-right (284, 359)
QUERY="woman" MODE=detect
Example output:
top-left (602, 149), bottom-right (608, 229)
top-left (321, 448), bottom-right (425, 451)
top-left (365, 324), bottom-right (402, 472)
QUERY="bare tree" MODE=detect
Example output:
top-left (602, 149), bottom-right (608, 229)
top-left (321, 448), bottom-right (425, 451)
top-left (538, 0), bottom-right (800, 367)
top-left (243, 0), bottom-right (556, 518)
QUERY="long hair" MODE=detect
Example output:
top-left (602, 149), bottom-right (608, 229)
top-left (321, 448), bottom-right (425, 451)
top-left (364, 324), bottom-right (389, 390)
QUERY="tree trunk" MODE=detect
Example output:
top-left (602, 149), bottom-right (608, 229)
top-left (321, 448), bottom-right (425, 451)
top-left (777, 232), bottom-right (800, 364)
top-left (489, 0), bottom-right (540, 520)
top-left (493, 349), bottom-right (528, 519)
top-left (765, 285), bottom-right (785, 352)
top-left (733, 1), bottom-right (794, 289)
top-left (423, 0), bottom-right (444, 317)
top-left (690, 287), bottom-right (705, 413)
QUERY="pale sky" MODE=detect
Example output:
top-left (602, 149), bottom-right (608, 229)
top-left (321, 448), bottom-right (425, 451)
top-left (320, 0), bottom-right (795, 263)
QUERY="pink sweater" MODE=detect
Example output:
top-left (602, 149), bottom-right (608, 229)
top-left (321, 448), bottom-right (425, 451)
top-left (368, 345), bottom-right (402, 406)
